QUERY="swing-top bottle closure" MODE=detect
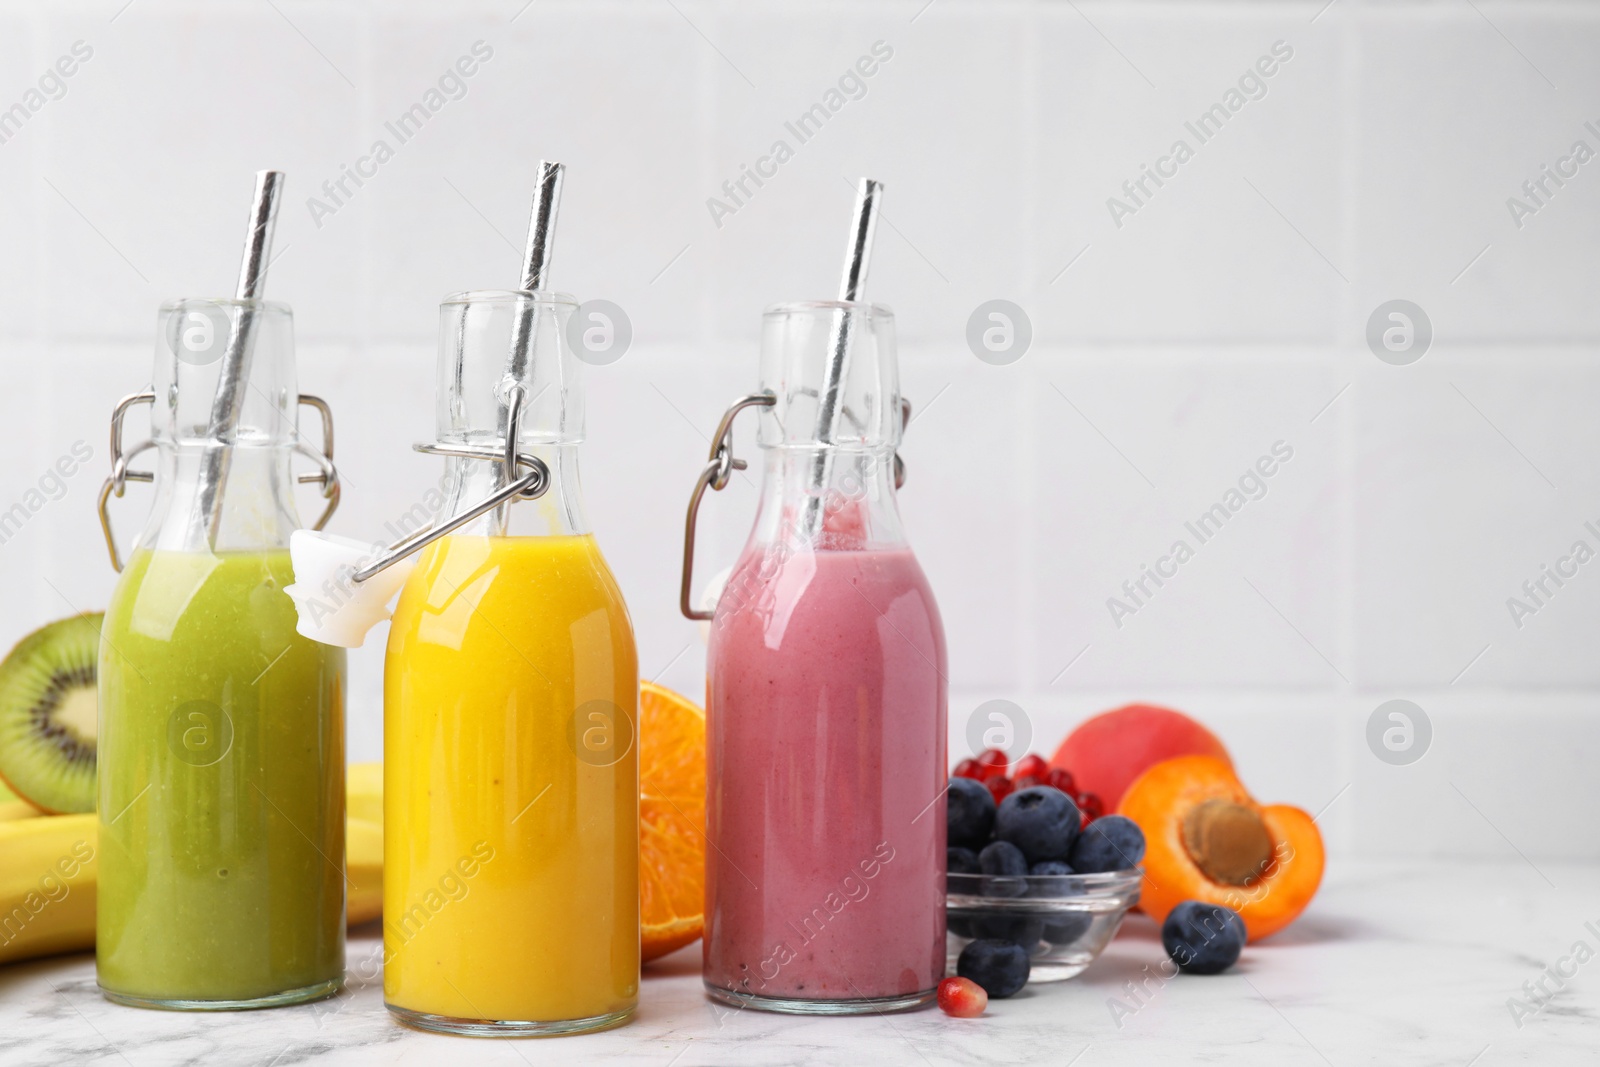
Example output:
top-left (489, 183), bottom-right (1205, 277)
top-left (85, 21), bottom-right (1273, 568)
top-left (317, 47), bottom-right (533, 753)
top-left (288, 160), bottom-right (573, 648)
top-left (680, 299), bottom-right (912, 622)
top-left (97, 297), bottom-right (341, 572)
top-left (283, 289), bottom-right (574, 648)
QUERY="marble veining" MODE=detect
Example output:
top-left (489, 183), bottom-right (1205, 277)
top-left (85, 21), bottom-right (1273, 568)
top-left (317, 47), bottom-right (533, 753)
top-left (0, 862), bottom-right (1595, 1065)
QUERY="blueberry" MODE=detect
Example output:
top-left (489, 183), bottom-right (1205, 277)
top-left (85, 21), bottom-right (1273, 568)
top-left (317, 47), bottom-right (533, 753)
top-left (1162, 900), bottom-right (1245, 975)
top-left (1027, 859), bottom-right (1075, 898)
top-left (947, 846), bottom-right (979, 891)
top-left (994, 786), bottom-right (1080, 863)
top-left (1069, 815), bottom-right (1146, 873)
top-left (956, 938), bottom-right (1031, 999)
top-left (977, 840), bottom-right (1028, 898)
top-left (970, 914), bottom-right (1045, 948)
top-left (947, 777), bottom-right (997, 850)
top-left (1042, 913), bottom-right (1092, 946)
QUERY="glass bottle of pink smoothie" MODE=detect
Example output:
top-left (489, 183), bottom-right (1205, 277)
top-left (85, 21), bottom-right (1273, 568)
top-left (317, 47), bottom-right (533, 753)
top-left (681, 300), bottom-right (947, 1014)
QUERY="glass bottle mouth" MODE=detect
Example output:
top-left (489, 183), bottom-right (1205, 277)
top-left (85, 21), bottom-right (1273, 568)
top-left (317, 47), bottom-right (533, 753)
top-left (442, 288), bottom-right (579, 309)
top-left (435, 288), bottom-right (583, 447)
top-left (757, 300), bottom-right (901, 451)
top-left (151, 298), bottom-right (300, 447)
top-left (159, 297), bottom-right (292, 315)
top-left (763, 298), bottom-right (893, 319)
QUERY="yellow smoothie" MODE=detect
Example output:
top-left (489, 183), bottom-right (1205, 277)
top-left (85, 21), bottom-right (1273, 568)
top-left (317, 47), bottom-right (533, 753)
top-left (382, 534), bottom-right (639, 1029)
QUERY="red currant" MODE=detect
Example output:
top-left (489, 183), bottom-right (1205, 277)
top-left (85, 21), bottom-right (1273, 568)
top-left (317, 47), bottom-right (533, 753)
top-left (986, 776), bottom-right (1015, 804)
top-left (1012, 754), bottom-right (1049, 782)
top-left (952, 758), bottom-right (982, 780)
top-left (1046, 768), bottom-right (1076, 795)
top-left (937, 975), bottom-right (987, 1018)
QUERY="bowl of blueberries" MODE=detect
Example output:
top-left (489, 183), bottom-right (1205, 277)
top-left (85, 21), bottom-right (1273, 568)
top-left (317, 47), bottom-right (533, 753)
top-left (947, 771), bottom-right (1146, 987)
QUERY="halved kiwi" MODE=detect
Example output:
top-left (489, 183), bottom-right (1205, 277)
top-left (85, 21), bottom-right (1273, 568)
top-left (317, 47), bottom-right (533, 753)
top-left (0, 613), bottom-right (101, 814)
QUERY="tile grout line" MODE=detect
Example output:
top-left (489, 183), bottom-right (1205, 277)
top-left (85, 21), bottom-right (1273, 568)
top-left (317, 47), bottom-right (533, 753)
top-left (1018, 0), bottom-right (1042, 701)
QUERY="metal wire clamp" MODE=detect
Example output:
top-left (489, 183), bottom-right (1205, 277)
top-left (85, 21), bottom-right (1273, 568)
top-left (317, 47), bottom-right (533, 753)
top-left (679, 393), bottom-right (775, 621)
top-left (677, 393), bottom-right (915, 622)
top-left (97, 391), bottom-right (341, 572)
top-left (347, 440), bottom-right (549, 584)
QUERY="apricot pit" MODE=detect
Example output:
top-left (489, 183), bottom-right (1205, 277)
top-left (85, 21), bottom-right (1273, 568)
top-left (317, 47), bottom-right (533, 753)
top-left (1181, 799), bottom-right (1274, 887)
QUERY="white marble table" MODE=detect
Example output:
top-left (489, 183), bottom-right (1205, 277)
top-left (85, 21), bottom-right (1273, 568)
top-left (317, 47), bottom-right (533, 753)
top-left (1, 861), bottom-right (1593, 1066)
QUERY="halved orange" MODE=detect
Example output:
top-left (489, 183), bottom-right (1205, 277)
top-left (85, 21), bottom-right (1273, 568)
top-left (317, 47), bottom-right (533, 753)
top-left (639, 680), bottom-right (706, 962)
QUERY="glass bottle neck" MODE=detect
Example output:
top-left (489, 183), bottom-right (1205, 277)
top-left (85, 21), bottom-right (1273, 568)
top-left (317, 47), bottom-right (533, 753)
top-left (748, 445), bottom-right (905, 553)
top-left (127, 298), bottom-right (307, 557)
top-left (419, 443), bottom-right (590, 540)
top-left (138, 443), bottom-right (301, 555)
top-left (423, 291), bottom-right (587, 540)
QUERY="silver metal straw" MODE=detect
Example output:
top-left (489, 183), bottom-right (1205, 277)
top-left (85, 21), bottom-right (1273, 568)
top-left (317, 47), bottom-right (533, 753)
top-left (492, 160), bottom-right (565, 533)
top-left (504, 160), bottom-right (564, 391)
top-left (198, 169), bottom-right (285, 545)
top-left (803, 177), bottom-right (883, 534)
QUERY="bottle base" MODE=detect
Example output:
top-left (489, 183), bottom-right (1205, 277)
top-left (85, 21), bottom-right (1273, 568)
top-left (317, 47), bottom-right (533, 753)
top-left (99, 977), bottom-right (342, 1012)
top-left (703, 982), bottom-right (937, 1016)
top-left (386, 1003), bottom-right (635, 1037)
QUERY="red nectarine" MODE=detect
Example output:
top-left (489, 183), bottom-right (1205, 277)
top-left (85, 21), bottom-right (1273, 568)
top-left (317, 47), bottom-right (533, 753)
top-left (1049, 704), bottom-right (1231, 809)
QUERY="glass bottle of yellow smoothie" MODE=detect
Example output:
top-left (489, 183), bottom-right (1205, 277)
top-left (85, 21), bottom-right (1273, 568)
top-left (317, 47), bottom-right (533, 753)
top-left (96, 298), bottom-right (347, 1009)
top-left (383, 289), bottom-right (639, 1036)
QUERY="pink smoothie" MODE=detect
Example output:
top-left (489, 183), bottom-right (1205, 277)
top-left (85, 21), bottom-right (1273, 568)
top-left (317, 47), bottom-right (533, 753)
top-left (704, 545), bottom-right (947, 1004)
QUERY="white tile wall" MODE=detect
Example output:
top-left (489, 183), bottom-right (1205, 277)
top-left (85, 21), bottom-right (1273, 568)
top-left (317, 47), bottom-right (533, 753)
top-left (2, 0), bottom-right (1597, 859)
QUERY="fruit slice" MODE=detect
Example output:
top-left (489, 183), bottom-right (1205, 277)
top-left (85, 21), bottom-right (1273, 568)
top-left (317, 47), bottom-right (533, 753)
top-left (0, 614), bottom-right (103, 814)
top-left (1118, 755), bottom-right (1323, 942)
top-left (1050, 703), bottom-right (1231, 810)
top-left (638, 680), bottom-right (705, 963)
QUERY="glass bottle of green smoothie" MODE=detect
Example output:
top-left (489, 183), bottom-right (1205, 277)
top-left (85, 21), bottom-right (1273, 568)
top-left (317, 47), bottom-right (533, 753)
top-left (95, 297), bottom-right (347, 1009)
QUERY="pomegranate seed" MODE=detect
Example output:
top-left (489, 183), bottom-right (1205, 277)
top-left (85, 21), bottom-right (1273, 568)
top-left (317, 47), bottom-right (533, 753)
top-left (1013, 775), bottom-right (1042, 790)
top-left (952, 758), bottom-right (982, 780)
top-left (986, 776), bottom-right (1015, 804)
top-left (1078, 792), bottom-right (1104, 820)
top-left (1012, 754), bottom-right (1049, 782)
top-left (937, 976), bottom-right (987, 1018)
top-left (1046, 768), bottom-right (1076, 795)
top-left (976, 748), bottom-right (1009, 780)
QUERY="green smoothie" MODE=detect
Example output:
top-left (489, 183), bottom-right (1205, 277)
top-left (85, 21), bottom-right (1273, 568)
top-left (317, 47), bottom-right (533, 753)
top-left (97, 548), bottom-right (346, 1007)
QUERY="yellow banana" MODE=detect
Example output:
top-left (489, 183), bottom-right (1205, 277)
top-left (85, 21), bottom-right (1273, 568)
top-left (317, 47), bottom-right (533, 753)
top-left (0, 801), bottom-right (44, 822)
top-left (348, 761), bottom-right (382, 828)
top-left (347, 817), bottom-right (383, 925)
top-left (0, 764), bottom-right (388, 967)
top-left (0, 814), bottom-right (97, 966)
top-left (347, 762), bottom-right (383, 924)
top-left (346, 762), bottom-right (383, 924)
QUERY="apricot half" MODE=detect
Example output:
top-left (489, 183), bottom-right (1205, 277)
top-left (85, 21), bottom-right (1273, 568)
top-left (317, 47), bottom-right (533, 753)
top-left (1118, 755), bottom-right (1323, 943)
top-left (1050, 703), bottom-right (1232, 810)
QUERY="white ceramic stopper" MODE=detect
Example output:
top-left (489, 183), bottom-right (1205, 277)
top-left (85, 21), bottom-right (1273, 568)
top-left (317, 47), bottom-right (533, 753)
top-left (284, 530), bottom-right (416, 648)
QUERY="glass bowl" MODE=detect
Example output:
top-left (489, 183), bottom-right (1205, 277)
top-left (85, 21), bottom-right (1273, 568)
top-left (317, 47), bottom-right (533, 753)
top-left (946, 869), bottom-right (1142, 982)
